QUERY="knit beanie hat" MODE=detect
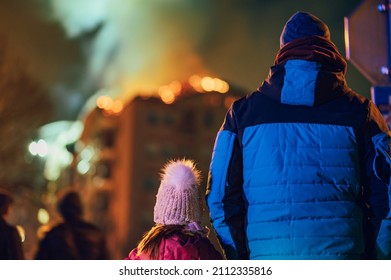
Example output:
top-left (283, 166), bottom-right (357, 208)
top-left (280, 11), bottom-right (330, 47)
top-left (153, 159), bottom-right (203, 225)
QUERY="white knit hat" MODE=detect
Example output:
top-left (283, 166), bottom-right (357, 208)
top-left (154, 159), bottom-right (203, 225)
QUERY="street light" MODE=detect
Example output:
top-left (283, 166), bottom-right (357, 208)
top-left (28, 139), bottom-right (48, 157)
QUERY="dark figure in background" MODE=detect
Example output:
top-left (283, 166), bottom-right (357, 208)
top-left (206, 11), bottom-right (391, 259)
top-left (0, 190), bottom-right (24, 260)
top-left (35, 190), bottom-right (109, 260)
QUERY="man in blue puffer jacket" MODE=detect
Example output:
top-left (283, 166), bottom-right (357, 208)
top-left (206, 11), bottom-right (391, 260)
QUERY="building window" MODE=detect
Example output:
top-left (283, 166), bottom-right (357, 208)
top-left (145, 143), bottom-right (159, 158)
top-left (143, 177), bottom-right (158, 191)
top-left (163, 113), bottom-right (175, 126)
top-left (97, 129), bottom-right (116, 148)
top-left (147, 112), bottom-right (158, 126)
top-left (161, 146), bottom-right (175, 158)
top-left (179, 108), bottom-right (195, 133)
top-left (95, 160), bottom-right (112, 178)
top-left (203, 110), bottom-right (214, 128)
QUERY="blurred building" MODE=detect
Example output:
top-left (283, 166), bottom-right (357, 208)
top-left (73, 76), bottom-right (245, 259)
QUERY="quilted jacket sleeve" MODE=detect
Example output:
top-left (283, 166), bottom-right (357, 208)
top-left (371, 131), bottom-right (391, 259)
top-left (361, 102), bottom-right (391, 259)
top-left (206, 107), bottom-right (249, 260)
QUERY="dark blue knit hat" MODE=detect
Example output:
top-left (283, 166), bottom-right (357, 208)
top-left (280, 11), bottom-right (330, 47)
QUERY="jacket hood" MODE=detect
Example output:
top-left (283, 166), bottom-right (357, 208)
top-left (259, 36), bottom-right (349, 106)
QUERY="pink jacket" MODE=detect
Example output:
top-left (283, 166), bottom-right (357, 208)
top-left (125, 233), bottom-right (223, 260)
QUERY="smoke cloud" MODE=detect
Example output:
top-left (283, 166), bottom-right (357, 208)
top-left (47, 0), bottom-right (215, 101)
top-left (0, 0), bottom-right (366, 120)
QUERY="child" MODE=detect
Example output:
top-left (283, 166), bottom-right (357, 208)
top-left (125, 159), bottom-right (223, 260)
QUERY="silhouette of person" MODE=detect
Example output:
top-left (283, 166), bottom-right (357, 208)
top-left (0, 190), bottom-right (24, 260)
top-left (206, 11), bottom-right (391, 260)
top-left (35, 190), bottom-right (109, 259)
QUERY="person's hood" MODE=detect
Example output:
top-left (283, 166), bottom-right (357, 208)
top-left (258, 36), bottom-right (348, 107)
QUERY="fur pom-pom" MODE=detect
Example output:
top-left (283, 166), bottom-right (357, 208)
top-left (160, 159), bottom-right (201, 190)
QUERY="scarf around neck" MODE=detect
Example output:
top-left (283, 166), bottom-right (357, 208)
top-left (275, 35), bottom-right (347, 75)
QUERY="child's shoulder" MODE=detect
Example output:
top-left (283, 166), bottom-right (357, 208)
top-left (163, 233), bottom-right (223, 260)
top-left (124, 248), bottom-right (140, 260)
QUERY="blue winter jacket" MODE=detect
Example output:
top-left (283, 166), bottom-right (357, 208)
top-left (206, 36), bottom-right (391, 260)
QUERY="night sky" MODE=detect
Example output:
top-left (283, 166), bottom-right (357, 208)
top-left (0, 0), bottom-right (370, 121)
